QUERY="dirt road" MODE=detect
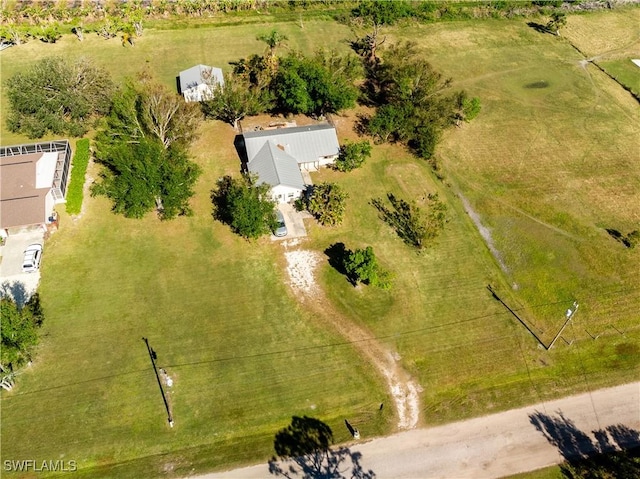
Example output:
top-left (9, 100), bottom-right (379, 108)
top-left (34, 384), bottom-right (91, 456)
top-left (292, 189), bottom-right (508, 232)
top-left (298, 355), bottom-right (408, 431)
top-left (193, 382), bottom-right (640, 479)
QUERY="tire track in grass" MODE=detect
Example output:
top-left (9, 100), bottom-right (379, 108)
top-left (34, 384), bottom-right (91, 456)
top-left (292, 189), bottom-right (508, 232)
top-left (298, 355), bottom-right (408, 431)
top-left (281, 240), bottom-right (421, 431)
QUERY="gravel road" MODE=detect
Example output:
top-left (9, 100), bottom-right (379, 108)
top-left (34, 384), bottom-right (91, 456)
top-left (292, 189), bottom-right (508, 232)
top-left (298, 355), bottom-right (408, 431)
top-left (192, 382), bottom-right (640, 479)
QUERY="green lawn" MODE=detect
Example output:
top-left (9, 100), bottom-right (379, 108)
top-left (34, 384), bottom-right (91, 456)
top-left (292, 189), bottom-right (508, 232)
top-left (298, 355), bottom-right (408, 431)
top-left (0, 119), bottom-right (393, 478)
top-left (1, 9), bottom-right (639, 478)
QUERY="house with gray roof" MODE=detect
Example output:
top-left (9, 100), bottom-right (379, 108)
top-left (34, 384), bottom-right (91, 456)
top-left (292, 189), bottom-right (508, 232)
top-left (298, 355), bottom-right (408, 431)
top-left (242, 124), bottom-right (340, 203)
top-left (178, 64), bottom-right (224, 102)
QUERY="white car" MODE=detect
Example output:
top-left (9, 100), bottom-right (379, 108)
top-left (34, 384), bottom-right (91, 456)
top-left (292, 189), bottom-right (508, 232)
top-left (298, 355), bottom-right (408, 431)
top-left (22, 244), bottom-right (43, 273)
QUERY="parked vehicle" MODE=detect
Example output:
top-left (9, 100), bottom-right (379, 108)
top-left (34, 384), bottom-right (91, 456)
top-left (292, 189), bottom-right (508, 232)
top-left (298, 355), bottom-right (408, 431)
top-left (274, 210), bottom-right (288, 237)
top-left (22, 244), bottom-right (43, 273)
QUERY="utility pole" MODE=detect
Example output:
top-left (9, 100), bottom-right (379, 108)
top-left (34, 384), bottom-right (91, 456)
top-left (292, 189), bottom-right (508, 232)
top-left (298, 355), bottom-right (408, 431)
top-left (142, 337), bottom-right (174, 427)
top-left (548, 302), bottom-right (579, 350)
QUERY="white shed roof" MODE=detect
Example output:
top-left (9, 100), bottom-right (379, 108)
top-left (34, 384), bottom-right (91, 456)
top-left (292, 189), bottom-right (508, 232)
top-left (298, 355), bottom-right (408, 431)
top-left (179, 64), bottom-right (224, 93)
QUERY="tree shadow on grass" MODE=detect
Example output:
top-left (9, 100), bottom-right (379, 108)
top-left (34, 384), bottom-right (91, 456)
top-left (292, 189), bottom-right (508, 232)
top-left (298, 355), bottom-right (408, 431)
top-left (269, 416), bottom-right (375, 479)
top-left (529, 411), bottom-right (640, 478)
top-left (324, 243), bottom-right (356, 286)
top-left (526, 21), bottom-right (551, 35)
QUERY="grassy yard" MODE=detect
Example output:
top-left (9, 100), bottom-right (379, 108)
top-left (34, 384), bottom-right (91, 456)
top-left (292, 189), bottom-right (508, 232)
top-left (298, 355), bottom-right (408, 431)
top-left (0, 119), bottom-right (393, 478)
top-left (1, 9), bottom-right (639, 478)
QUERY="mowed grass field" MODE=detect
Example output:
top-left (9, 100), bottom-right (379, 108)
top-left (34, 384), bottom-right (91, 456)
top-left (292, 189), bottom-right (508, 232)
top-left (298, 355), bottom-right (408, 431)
top-left (306, 12), bottom-right (639, 422)
top-left (1, 9), bottom-right (639, 478)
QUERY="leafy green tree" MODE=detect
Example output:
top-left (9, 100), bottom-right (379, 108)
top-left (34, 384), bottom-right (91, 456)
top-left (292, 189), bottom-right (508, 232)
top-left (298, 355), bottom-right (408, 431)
top-left (304, 182), bottom-right (348, 226)
top-left (364, 42), bottom-right (476, 159)
top-left (257, 29), bottom-right (288, 73)
top-left (202, 73), bottom-right (273, 130)
top-left (5, 56), bottom-right (114, 138)
top-left (334, 140), bottom-right (372, 172)
top-left (344, 246), bottom-right (392, 289)
top-left (92, 76), bottom-right (202, 220)
top-left (92, 137), bottom-right (200, 220)
top-left (211, 174), bottom-right (277, 239)
top-left (371, 193), bottom-right (447, 249)
top-left (273, 54), bottom-right (358, 116)
top-left (1, 293), bottom-right (44, 390)
top-left (351, 0), bottom-right (413, 27)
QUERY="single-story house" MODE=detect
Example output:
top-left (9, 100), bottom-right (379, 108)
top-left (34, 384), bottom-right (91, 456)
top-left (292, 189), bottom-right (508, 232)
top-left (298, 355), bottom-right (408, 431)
top-left (242, 124), bottom-right (340, 203)
top-left (178, 64), bottom-right (224, 102)
top-left (0, 140), bottom-right (71, 232)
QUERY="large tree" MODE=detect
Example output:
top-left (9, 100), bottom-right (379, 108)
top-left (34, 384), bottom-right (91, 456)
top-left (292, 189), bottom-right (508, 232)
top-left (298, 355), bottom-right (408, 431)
top-left (5, 56), bottom-right (114, 138)
top-left (91, 75), bottom-right (202, 220)
top-left (272, 54), bottom-right (358, 116)
top-left (363, 42), bottom-right (480, 159)
top-left (202, 73), bottom-right (274, 130)
top-left (210, 174), bottom-right (277, 239)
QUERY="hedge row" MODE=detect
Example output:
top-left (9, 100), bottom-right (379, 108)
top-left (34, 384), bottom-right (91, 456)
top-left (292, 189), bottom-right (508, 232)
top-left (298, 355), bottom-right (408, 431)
top-left (65, 138), bottom-right (90, 215)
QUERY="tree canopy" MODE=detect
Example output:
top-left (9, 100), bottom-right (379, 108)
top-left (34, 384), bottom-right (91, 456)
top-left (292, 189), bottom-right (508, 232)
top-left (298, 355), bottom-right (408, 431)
top-left (91, 74), bottom-right (202, 220)
top-left (1, 293), bottom-right (44, 390)
top-left (362, 42), bottom-right (480, 159)
top-left (372, 192), bottom-right (448, 250)
top-left (334, 140), bottom-right (372, 172)
top-left (5, 56), bottom-right (114, 138)
top-left (211, 174), bottom-right (277, 239)
top-left (344, 246), bottom-right (392, 289)
top-left (272, 53), bottom-right (358, 116)
top-left (302, 182), bottom-right (348, 226)
top-left (201, 72), bottom-right (273, 130)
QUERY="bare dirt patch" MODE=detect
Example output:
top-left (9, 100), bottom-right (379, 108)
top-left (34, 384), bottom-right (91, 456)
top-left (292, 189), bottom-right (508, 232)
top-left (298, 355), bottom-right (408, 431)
top-left (282, 240), bottom-right (421, 430)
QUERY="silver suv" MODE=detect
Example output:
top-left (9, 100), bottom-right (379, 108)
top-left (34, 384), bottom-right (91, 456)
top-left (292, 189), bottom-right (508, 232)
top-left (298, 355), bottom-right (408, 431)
top-left (22, 244), bottom-right (43, 273)
top-left (274, 210), bottom-right (288, 237)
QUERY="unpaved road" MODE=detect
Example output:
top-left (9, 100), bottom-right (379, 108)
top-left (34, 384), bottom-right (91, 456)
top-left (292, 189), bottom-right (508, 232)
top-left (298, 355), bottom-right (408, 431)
top-left (282, 242), bottom-right (420, 430)
top-left (192, 382), bottom-right (639, 479)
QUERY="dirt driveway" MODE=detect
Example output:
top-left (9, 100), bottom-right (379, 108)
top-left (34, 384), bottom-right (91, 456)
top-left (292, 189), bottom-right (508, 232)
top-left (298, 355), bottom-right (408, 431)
top-left (0, 228), bottom-right (45, 301)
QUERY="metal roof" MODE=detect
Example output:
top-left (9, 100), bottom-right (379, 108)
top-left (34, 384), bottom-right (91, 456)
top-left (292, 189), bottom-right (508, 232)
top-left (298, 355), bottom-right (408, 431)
top-left (247, 141), bottom-right (305, 190)
top-left (178, 64), bottom-right (224, 93)
top-left (243, 124), bottom-right (339, 165)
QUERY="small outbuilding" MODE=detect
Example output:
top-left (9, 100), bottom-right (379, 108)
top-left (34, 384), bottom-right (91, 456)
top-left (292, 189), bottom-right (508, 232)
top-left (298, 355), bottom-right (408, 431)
top-left (178, 64), bottom-right (224, 102)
